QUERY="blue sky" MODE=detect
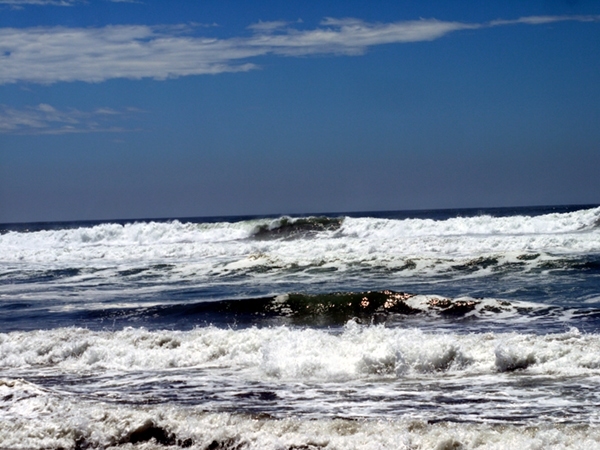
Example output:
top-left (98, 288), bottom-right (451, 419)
top-left (1, 0), bottom-right (599, 222)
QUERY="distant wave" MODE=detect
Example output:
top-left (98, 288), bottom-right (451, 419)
top-left (1, 206), bottom-right (598, 266)
top-left (249, 216), bottom-right (343, 240)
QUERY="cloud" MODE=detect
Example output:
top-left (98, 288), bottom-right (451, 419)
top-left (0, 0), bottom-right (133, 4)
top-left (0, 15), bottom-right (598, 84)
top-left (0, 25), bottom-right (260, 84)
top-left (249, 18), bottom-right (477, 57)
top-left (0, 0), bottom-right (80, 5)
top-left (0, 103), bottom-right (141, 134)
top-left (247, 20), bottom-right (292, 33)
top-left (489, 15), bottom-right (600, 26)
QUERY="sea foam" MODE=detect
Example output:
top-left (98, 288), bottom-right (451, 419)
top-left (2, 379), bottom-right (599, 450)
top-left (1, 324), bottom-right (598, 379)
top-left (1, 208), bottom-right (599, 289)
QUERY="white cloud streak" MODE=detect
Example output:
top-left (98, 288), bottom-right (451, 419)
top-left (0, 103), bottom-right (140, 134)
top-left (0, 15), bottom-right (598, 84)
top-left (0, 0), bottom-right (79, 5)
top-left (0, 0), bottom-right (129, 4)
top-left (489, 15), bottom-right (600, 26)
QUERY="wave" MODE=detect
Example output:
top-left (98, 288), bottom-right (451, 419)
top-left (1, 207), bottom-right (598, 286)
top-left (4, 289), bottom-right (598, 334)
top-left (249, 216), bottom-right (343, 240)
top-left (2, 381), bottom-right (599, 450)
top-left (2, 205), bottom-right (598, 246)
top-left (1, 323), bottom-right (598, 378)
top-left (82, 291), bottom-right (563, 327)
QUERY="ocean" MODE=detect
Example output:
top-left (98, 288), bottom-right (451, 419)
top-left (1, 204), bottom-right (600, 449)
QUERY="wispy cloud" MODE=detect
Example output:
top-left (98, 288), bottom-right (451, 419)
top-left (0, 0), bottom-right (133, 4)
top-left (0, 0), bottom-right (80, 5)
top-left (247, 18), bottom-right (476, 57)
top-left (489, 15), bottom-right (600, 26)
top-left (0, 103), bottom-right (141, 134)
top-left (0, 15), bottom-right (598, 84)
top-left (247, 20), bottom-right (293, 33)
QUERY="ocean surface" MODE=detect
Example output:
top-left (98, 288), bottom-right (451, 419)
top-left (1, 204), bottom-right (600, 449)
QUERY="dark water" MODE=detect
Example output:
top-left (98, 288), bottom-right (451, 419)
top-left (1, 204), bottom-right (600, 449)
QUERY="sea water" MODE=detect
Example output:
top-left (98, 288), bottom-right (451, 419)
top-left (1, 204), bottom-right (599, 449)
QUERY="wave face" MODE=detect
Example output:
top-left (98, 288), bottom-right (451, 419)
top-left (2, 205), bottom-right (600, 448)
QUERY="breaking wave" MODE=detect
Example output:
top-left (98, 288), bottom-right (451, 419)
top-left (2, 381), bottom-right (599, 450)
top-left (249, 216), bottom-right (343, 240)
top-left (1, 323), bottom-right (599, 378)
top-left (0, 207), bottom-right (598, 285)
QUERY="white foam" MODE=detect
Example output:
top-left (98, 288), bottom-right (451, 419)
top-left (1, 208), bottom-right (598, 285)
top-left (1, 325), bottom-right (599, 379)
top-left (1, 382), bottom-right (599, 450)
top-left (342, 206), bottom-right (600, 238)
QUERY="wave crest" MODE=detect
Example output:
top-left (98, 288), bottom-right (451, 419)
top-left (249, 216), bottom-right (343, 240)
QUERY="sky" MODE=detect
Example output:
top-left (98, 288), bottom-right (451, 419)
top-left (0, 1), bottom-right (599, 223)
